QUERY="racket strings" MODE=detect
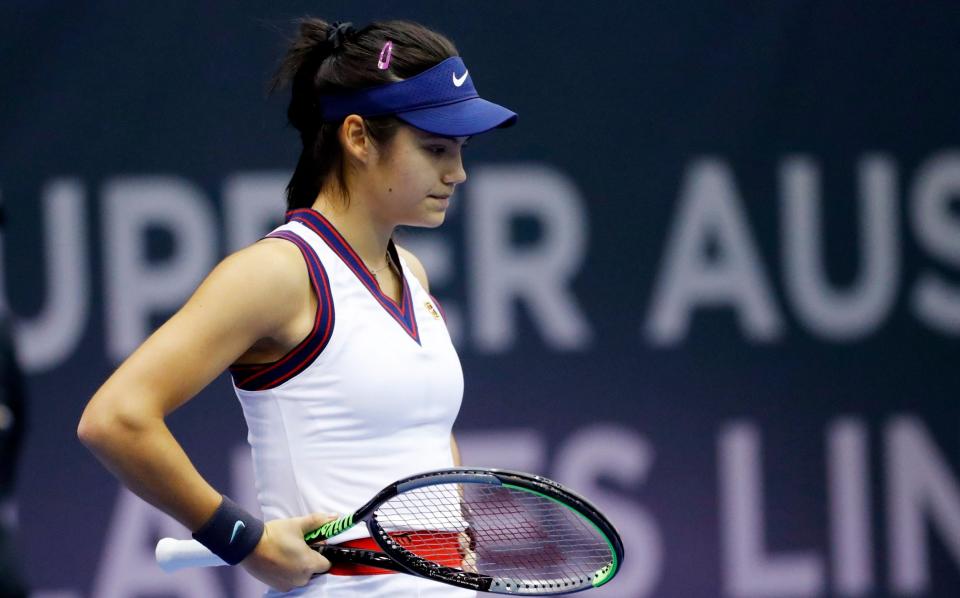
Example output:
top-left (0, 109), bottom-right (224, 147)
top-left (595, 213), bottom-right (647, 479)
top-left (372, 483), bottom-right (612, 587)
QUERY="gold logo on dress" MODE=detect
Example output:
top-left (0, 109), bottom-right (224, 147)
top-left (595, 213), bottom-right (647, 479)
top-left (424, 301), bottom-right (441, 320)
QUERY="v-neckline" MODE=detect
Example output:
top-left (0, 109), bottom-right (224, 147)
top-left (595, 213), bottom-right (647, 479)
top-left (285, 208), bottom-right (421, 345)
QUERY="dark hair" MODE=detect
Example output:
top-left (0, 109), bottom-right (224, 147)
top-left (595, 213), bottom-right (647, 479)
top-left (270, 19), bottom-right (458, 210)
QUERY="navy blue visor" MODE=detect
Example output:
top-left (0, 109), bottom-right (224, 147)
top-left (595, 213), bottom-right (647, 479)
top-left (320, 57), bottom-right (517, 136)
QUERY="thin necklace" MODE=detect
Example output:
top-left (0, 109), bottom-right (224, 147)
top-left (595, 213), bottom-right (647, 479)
top-left (366, 251), bottom-right (395, 280)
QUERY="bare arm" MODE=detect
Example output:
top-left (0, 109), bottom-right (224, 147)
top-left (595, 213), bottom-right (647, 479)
top-left (451, 434), bottom-right (462, 466)
top-left (78, 239), bottom-right (332, 591)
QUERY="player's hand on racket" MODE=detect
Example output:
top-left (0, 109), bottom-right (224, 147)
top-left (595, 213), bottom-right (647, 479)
top-left (240, 513), bottom-right (338, 592)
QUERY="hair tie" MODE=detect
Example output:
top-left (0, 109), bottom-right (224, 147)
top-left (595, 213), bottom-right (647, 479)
top-left (327, 21), bottom-right (355, 50)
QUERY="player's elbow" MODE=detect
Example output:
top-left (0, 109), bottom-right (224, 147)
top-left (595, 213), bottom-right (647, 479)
top-left (77, 406), bottom-right (111, 451)
top-left (77, 392), bottom-right (153, 453)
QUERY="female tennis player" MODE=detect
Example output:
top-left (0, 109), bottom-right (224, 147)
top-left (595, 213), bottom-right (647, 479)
top-left (78, 19), bottom-right (516, 597)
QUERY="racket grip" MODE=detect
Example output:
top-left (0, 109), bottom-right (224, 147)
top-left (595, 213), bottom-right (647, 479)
top-left (155, 537), bottom-right (228, 572)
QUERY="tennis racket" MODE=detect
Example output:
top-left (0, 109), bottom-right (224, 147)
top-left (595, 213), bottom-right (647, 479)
top-left (156, 467), bottom-right (623, 594)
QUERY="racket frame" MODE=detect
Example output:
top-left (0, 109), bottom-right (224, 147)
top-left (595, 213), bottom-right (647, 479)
top-left (304, 468), bottom-right (624, 595)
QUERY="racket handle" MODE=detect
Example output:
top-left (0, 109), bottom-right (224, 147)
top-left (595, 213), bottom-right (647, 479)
top-left (156, 537), bottom-right (228, 572)
top-left (155, 537), bottom-right (407, 576)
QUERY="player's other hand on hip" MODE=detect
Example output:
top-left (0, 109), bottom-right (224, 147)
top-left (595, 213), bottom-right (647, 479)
top-left (240, 512), bottom-right (337, 591)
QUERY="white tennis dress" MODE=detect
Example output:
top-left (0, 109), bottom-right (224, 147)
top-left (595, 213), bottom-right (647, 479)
top-left (231, 208), bottom-right (475, 597)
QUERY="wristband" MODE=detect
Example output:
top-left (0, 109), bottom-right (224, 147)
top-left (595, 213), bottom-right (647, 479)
top-left (192, 495), bottom-right (264, 565)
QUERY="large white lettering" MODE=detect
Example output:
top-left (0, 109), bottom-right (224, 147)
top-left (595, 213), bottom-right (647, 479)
top-left (13, 179), bottom-right (90, 372)
top-left (645, 159), bottom-right (783, 345)
top-left (910, 152), bottom-right (960, 334)
top-left (782, 156), bottom-right (899, 340)
top-left (467, 164), bottom-right (592, 352)
top-left (886, 416), bottom-right (960, 593)
top-left (719, 422), bottom-right (823, 596)
top-left (103, 176), bottom-right (217, 360)
top-left (827, 418), bottom-right (873, 594)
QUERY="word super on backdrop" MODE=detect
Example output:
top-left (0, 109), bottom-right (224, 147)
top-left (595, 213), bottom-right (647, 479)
top-left (2, 2), bottom-right (958, 597)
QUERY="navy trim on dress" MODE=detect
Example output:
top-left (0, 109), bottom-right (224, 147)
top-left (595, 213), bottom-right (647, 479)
top-left (229, 230), bottom-right (335, 390)
top-left (286, 208), bottom-right (421, 345)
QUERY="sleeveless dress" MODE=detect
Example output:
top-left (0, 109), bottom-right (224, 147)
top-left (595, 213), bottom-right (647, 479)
top-left (230, 209), bottom-right (475, 597)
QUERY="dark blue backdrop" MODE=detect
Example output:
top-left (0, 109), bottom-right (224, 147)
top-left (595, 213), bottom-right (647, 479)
top-left (1, 2), bottom-right (958, 597)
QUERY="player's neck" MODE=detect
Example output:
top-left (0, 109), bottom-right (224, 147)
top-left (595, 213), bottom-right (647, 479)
top-left (311, 194), bottom-right (394, 269)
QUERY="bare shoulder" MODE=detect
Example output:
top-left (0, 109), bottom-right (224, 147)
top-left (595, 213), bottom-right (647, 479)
top-left (396, 244), bottom-right (429, 292)
top-left (83, 236), bottom-right (315, 417)
top-left (228, 237), bottom-right (305, 279)
top-left (215, 237), bottom-right (306, 291)
top-left (197, 237), bottom-right (312, 333)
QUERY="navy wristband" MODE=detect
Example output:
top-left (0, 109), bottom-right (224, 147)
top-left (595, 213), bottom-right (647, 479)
top-left (192, 495), bottom-right (265, 566)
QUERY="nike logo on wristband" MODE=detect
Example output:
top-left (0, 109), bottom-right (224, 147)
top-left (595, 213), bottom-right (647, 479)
top-left (230, 520), bottom-right (245, 544)
top-left (452, 70), bottom-right (469, 87)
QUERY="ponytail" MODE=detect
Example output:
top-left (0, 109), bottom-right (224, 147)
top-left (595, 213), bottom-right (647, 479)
top-left (270, 19), bottom-right (338, 210)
